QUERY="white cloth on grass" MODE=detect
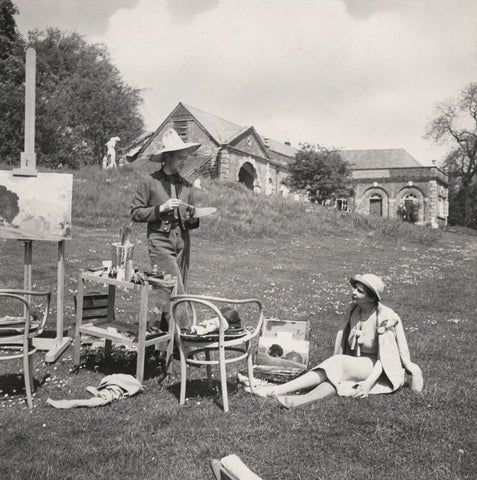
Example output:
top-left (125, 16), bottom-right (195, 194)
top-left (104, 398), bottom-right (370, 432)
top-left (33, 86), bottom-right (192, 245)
top-left (47, 374), bottom-right (144, 409)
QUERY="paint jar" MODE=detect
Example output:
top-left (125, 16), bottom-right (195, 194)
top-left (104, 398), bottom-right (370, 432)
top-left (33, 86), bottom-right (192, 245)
top-left (111, 242), bottom-right (134, 281)
top-left (125, 260), bottom-right (134, 282)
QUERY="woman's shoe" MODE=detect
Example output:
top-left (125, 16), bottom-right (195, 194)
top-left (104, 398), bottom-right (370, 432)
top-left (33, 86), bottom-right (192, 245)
top-left (275, 395), bottom-right (291, 410)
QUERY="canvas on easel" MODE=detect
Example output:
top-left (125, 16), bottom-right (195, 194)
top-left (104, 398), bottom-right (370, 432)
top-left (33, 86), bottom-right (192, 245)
top-left (0, 48), bottom-right (73, 362)
top-left (0, 170), bottom-right (72, 241)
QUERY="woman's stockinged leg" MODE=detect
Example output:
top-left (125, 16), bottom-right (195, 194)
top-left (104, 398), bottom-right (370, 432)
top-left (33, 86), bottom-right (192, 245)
top-left (254, 369), bottom-right (328, 397)
top-left (277, 381), bottom-right (336, 409)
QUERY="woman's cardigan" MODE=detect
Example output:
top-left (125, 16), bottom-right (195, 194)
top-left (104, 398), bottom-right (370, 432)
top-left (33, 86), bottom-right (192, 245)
top-left (334, 303), bottom-right (422, 395)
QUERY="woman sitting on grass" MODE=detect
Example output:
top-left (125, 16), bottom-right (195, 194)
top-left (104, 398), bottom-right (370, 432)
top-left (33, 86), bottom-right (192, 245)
top-left (254, 274), bottom-right (423, 409)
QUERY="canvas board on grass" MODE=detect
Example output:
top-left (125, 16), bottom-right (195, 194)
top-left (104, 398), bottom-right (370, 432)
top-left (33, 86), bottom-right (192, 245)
top-left (262, 317), bottom-right (310, 341)
top-left (254, 318), bottom-right (310, 382)
top-left (0, 170), bottom-right (72, 241)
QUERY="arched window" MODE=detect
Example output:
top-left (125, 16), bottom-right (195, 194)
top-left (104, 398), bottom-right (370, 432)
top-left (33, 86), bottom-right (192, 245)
top-left (369, 193), bottom-right (382, 217)
top-left (404, 193), bottom-right (418, 202)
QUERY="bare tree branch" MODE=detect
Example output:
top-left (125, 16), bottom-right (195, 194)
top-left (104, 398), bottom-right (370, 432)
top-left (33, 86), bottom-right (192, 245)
top-left (426, 83), bottom-right (477, 226)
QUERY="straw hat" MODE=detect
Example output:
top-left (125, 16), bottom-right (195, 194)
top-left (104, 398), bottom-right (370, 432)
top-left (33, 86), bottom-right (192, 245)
top-left (149, 128), bottom-right (201, 162)
top-left (350, 274), bottom-right (385, 302)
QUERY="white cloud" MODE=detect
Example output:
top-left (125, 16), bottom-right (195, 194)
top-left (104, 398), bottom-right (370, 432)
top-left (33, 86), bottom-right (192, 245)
top-left (16, 0), bottom-right (477, 164)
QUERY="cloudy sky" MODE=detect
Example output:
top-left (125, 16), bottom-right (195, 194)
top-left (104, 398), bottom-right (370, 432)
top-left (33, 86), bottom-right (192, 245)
top-left (14, 0), bottom-right (477, 165)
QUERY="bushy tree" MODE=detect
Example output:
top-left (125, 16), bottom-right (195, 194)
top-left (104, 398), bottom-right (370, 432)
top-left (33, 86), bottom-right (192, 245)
top-left (0, 0), bottom-right (25, 164)
top-left (0, 0), bottom-right (20, 57)
top-left (447, 180), bottom-right (477, 228)
top-left (0, 6), bottom-right (145, 169)
top-left (29, 28), bottom-right (145, 168)
top-left (283, 144), bottom-right (354, 204)
top-left (426, 82), bottom-right (477, 228)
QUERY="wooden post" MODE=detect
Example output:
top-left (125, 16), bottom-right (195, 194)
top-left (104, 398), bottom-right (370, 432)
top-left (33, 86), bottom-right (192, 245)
top-left (22, 240), bottom-right (32, 318)
top-left (23, 240), bottom-right (32, 291)
top-left (136, 285), bottom-right (149, 383)
top-left (55, 240), bottom-right (65, 343)
top-left (104, 284), bottom-right (116, 359)
top-left (13, 48), bottom-right (37, 177)
top-left (73, 273), bottom-right (84, 366)
top-left (44, 240), bottom-right (71, 362)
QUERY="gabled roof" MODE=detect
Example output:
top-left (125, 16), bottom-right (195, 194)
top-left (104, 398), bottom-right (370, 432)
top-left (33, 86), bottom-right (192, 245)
top-left (228, 125), bottom-right (271, 158)
top-left (138, 103), bottom-right (298, 163)
top-left (182, 104), bottom-right (296, 160)
top-left (340, 149), bottom-right (423, 169)
top-left (182, 103), bottom-right (245, 145)
top-left (262, 137), bottom-right (297, 157)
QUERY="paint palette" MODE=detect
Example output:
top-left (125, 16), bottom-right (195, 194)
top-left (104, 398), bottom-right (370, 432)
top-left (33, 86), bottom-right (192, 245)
top-left (193, 206), bottom-right (217, 218)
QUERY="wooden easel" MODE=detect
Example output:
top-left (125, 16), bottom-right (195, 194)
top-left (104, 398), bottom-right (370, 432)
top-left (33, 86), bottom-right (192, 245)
top-left (11, 48), bottom-right (71, 362)
top-left (21, 239), bottom-right (71, 362)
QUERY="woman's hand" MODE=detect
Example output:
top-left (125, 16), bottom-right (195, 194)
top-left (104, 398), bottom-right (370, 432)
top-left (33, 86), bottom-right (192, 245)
top-left (405, 361), bottom-right (424, 392)
top-left (352, 383), bottom-right (371, 398)
top-left (159, 198), bottom-right (182, 213)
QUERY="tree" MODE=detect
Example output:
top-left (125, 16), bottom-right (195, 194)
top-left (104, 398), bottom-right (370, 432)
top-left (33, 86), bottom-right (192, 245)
top-left (426, 83), bottom-right (477, 227)
top-left (0, 0), bottom-right (19, 56)
top-left (28, 28), bottom-right (145, 168)
top-left (283, 144), bottom-right (354, 204)
top-left (0, 20), bottom-right (145, 168)
top-left (446, 180), bottom-right (477, 228)
top-left (0, 0), bottom-right (25, 165)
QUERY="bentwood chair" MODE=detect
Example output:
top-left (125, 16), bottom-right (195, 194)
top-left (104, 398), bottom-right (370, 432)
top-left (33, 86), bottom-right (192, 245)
top-left (171, 294), bottom-right (263, 413)
top-left (0, 289), bottom-right (51, 410)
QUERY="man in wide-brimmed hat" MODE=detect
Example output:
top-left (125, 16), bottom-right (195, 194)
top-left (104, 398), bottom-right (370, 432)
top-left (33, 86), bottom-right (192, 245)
top-left (130, 128), bottom-right (201, 329)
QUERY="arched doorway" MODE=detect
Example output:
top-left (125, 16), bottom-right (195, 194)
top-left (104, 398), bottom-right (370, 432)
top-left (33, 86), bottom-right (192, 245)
top-left (238, 162), bottom-right (256, 191)
top-left (369, 193), bottom-right (383, 217)
top-left (402, 193), bottom-right (419, 223)
top-left (396, 187), bottom-right (425, 225)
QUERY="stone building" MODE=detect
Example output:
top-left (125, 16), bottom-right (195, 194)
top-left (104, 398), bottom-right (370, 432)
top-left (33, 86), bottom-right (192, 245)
top-left (135, 103), bottom-right (296, 196)
top-left (134, 104), bottom-right (448, 227)
top-left (340, 149), bottom-right (449, 227)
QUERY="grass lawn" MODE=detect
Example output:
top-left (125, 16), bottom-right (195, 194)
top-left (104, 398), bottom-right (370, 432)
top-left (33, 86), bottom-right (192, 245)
top-left (0, 167), bottom-right (476, 479)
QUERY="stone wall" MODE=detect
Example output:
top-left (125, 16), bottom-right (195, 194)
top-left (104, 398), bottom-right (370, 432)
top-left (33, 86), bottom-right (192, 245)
top-left (221, 150), bottom-right (288, 196)
top-left (232, 133), bottom-right (266, 158)
top-left (352, 168), bottom-right (448, 226)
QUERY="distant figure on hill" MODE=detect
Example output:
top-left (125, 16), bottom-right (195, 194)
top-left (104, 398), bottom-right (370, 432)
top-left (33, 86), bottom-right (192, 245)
top-left (130, 128), bottom-right (201, 329)
top-left (102, 136), bottom-right (120, 169)
top-left (253, 274), bottom-right (423, 408)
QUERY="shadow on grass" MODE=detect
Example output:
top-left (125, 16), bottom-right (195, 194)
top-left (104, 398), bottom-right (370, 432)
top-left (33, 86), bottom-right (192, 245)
top-left (0, 372), bottom-right (50, 395)
top-left (166, 377), bottom-right (239, 409)
top-left (73, 346), bottom-right (168, 383)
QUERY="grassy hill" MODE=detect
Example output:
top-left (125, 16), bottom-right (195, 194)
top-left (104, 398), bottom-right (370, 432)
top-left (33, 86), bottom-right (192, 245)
top-left (0, 165), bottom-right (475, 479)
top-left (72, 164), bottom-right (442, 244)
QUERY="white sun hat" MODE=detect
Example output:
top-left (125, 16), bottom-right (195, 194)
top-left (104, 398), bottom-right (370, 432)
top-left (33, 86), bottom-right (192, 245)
top-left (149, 128), bottom-right (201, 162)
top-left (350, 273), bottom-right (385, 302)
